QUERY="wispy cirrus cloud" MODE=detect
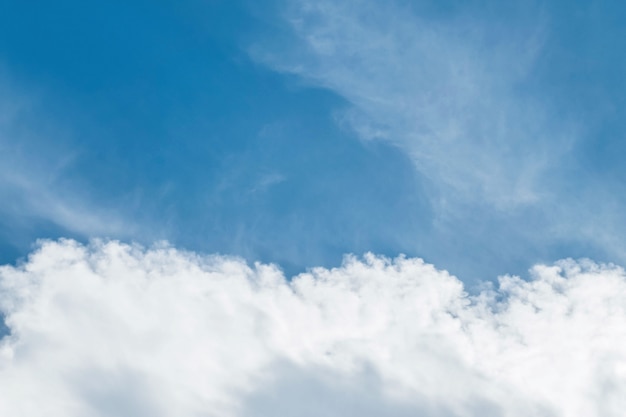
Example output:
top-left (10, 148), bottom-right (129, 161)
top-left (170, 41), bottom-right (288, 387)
top-left (249, 0), bottom-right (626, 275)
top-left (0, 76), bottom-right (136, 252)
top-left (252, 0), bottom-right (562, 208)
top-left (1, 239), bottom-right (626, 416)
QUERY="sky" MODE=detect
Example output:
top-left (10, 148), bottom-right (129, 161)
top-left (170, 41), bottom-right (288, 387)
top-left (1, 0), bottom-right (626, 416)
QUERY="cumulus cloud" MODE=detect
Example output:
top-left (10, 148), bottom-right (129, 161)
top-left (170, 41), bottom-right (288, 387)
top-left (1, 239), bottom-right (625, 416)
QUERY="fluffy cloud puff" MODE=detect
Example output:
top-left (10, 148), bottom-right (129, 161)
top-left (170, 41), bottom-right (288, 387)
top-left (1, 239), bottom-right (625, 416)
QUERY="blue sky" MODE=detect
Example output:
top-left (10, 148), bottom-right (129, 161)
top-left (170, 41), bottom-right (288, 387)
top-left (2, 0), bottom-right (626, 283)
top-left (2, 1), bottom-right (626, 416)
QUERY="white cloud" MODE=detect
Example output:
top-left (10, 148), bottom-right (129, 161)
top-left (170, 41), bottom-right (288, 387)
top-left (0, 75), bottom-right (136, 242)
top-left (1, 239), bottom-right (625, 416)
top-left (251, 0), bottom-right (567, 209)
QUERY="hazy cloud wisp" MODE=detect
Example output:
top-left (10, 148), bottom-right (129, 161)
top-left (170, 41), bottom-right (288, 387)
top-left (252, 0), bottom-right (565, 208)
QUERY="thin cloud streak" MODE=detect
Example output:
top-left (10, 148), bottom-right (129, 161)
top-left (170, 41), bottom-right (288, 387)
top-left (252, 0), bottom-right (562, 208)
top-left (0, 78), bottom-right (138, 250)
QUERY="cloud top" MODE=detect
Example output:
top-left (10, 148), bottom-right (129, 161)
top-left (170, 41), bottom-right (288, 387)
top-left (1, 239), bottom-right (625, 416)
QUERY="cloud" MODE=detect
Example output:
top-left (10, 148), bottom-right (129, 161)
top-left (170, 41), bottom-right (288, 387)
top-left (249, 0), bottom-right (626, 276)
top-left (1, 239), bottom-right (625, 416)
top-left (0, 74), bottom-right (136, 247)
top-left (251, 0), bottom-right (566, 209)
